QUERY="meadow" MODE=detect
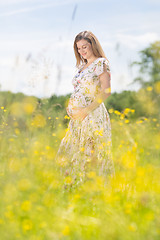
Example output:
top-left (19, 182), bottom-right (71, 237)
top-left (0, 83), bottom-right (159, 239)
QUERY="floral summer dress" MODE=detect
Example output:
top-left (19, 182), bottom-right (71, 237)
top-left (55, 57), bottom-right (115, 186)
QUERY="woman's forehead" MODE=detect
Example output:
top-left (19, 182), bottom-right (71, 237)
top-left (76, 39), bottom-right (89, 47)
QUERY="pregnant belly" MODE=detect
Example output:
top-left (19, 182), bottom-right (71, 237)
top-left (67, 92), bottom-right (87, 115)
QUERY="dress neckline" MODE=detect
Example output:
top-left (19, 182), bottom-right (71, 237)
top-left (78, 57), bottom-right (101, 74)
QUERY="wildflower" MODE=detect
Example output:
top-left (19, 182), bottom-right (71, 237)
top-left (128, 222), bottom-right (137, 232)
top-left (32, 114), bottom-right (46, 128)
top-left (22, 219), bottom-right (33, 232)
top-left (146, 86), bottom-right (153, 91)
top-left (23, 103), bottom-right (34, 115)
top-left (21, 200), bottom-right (32, 211)
top-left (45, 145), bottom-right (50, 150)
top-left (65, 176), bottom-right (72, 184)
top-left (125, 119), bottom-right (130, 123)
top-left (108, 108), bottom-right (114, 113)
top-left (80, 147), bottom-right (85, 152)
top-left (123, 108), bottom-right (130, 115)
top-left (62, 225), bottom-right (70, 236)
top-left (114, 110), bottom-right (121, 115)
top-left (87, 171), bottom-right (96, 178)
top-left (120, 113), bottom-right (125, 119)
top-left (65, 128), bottom-right (69, 132)
top-left (15, 128), bottom-right (20, 135)
top-left (64, 115), bottom-right (70, 119)
top-left (152, 118), bottom-right (157, 122)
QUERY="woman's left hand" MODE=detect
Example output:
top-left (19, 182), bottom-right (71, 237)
top-left (71, 107), bottom-right (88, 121)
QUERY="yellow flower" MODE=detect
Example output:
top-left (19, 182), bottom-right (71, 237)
top-left (65, 177), bottom-right (72, 184)
top-left (114, 110), bottom-right (121, 115)
top-left (86, 158), bottom-right (91, 162)
top-left (32, 114), bottom-right (46, 128)
top-left (152, 118), bottom-right (157, 122)
top-left (98, 145), bottom-right (103, 149)
top-left (22, 219), bottom-right (33, 232)
top-left (64, 115), bottom-right (70, 119)
top-left (45, 145), bottom-right (50, 150)
top-left (1, 106), bottom-right (4, 109)
top-left (80, 147), bottom-right (85, 152)
top-left (120, 113), bottom-right (125, 119)
top-left (87, 171), bottom-right (96, 178)
top-left (15, 128), bottom-right (20, 135)
top-left (146, 86), bottom-right (153, 91)
top-left (128, 222), bottom-right (137, 232)
top-left (123, 108), bottom-right (131, 115)
top-left (109, 108), bottom-right (114, 113)
top-left (21, 200), bottom-right (32, 211)
top-left (62, 225), bottom-right (70, 236)
top-left (125, 119), bottom-right (130, 123)
top-left (23, 103), bottom-right (35, 114)
top-left (99, 128), bottom-right (104, 136)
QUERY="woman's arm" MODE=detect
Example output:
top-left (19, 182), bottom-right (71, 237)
top-left (85, 70), bottom-right (111, 114)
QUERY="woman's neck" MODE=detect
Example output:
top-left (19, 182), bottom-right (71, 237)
top-left (86, 56), bottom-right (98, 65)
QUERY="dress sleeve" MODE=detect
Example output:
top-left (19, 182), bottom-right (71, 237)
top-left (95, 58), bottom-right (111, 78)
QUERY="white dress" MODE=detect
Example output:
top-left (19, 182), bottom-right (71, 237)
top-left (55, 57), bottom-right (115, 186)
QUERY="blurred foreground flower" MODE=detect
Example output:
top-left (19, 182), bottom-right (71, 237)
top-left (32, 114), bottom-right (46, 127)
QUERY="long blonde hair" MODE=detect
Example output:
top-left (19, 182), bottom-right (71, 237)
top-left (73, 30), bottom-right (108, 68)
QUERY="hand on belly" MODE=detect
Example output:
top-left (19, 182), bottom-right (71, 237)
top-left (67, 104), bottom-right (88, 121)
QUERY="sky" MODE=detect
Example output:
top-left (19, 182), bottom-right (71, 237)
top-left (0, 0), bottom-right (160, 98)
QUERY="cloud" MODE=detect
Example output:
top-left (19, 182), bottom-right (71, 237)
top-left (116, 32), bottom-right (160, 49)
top-left (0, 0), bottom-right (95, 17)
top-left (0, 0), bottom-right (75, 17)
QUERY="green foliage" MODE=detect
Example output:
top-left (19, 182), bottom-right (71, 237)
top-left (130, 41), bottom-right (160, 87)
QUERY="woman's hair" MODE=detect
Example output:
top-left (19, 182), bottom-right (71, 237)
top-left (73, 30), bottom-right (108, 67)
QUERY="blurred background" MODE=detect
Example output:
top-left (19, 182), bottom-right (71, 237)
top-left (0, 0), bottom-right (160, 98)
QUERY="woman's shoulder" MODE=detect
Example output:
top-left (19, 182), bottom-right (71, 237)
top-left (96, 57), bottom-right (109, 64)
top-left (94, 57), bottom-right (111, 76)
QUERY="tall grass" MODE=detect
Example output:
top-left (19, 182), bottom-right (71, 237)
top-left (0, 89), bottom-right (159, 240)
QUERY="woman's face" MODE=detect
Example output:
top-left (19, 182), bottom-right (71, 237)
top-left (76, 39), bottom-right (94, 60)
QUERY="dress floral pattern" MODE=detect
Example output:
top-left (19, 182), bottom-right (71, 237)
top-left (55, 57), bottom-right (115, 186)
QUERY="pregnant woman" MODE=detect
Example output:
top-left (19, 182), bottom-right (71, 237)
top-left (55, 30), bottom-right (115, 188)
